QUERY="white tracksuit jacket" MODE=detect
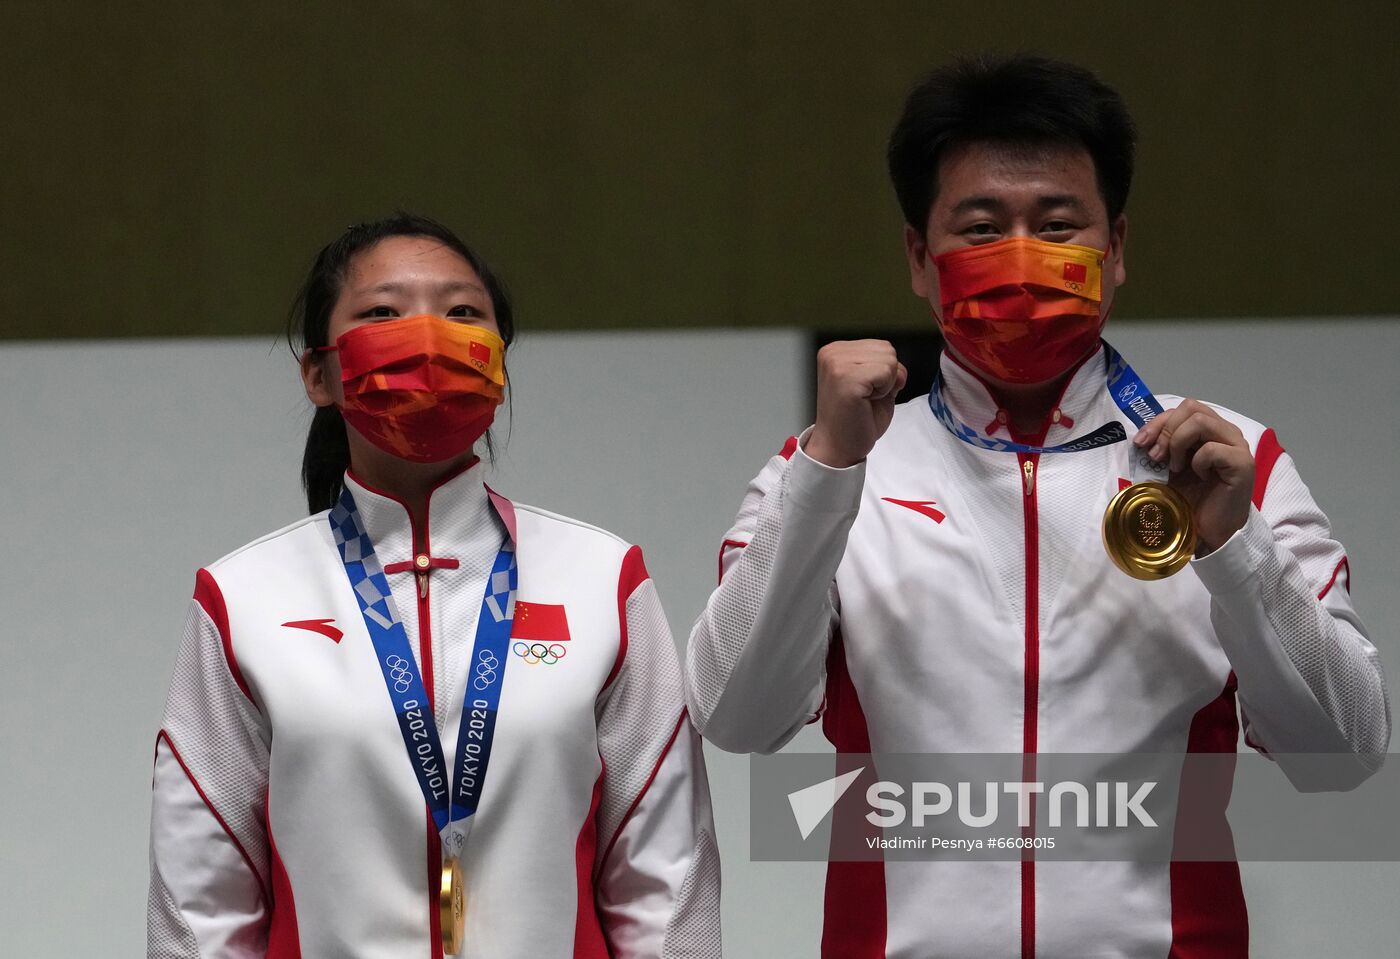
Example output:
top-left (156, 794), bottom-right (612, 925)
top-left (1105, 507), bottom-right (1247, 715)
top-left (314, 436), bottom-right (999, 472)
top-left (149, 462), bottom-right (721, 959)
top-left (685, 345), bottom-right (1389, 959)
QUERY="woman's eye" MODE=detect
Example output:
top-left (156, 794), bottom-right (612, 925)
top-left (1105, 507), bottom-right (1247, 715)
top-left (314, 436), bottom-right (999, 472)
top-left (446, 305), bottom-right (484, 318)
top-left (358, 305), bottom-right (399, 319)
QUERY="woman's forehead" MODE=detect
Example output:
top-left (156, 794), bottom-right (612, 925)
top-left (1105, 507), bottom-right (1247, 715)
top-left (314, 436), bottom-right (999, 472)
top-left (346, 235), bottom-right (480, 289)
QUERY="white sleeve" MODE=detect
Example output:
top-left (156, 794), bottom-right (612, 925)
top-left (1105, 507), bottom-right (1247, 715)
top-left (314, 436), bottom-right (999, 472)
top-left (593, 549), bottom-right (722, 959)
top-left (684, 432), bottom-right (865, 755)
top-left (149, 575), bottom-right (272, 958)
top-left (1192, 451), bottom-right (1391, 790)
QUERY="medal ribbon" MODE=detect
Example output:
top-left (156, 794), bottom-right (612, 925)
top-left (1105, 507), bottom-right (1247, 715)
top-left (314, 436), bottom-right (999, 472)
top-left (329, 487), bottom-right (517, 859)
top-left (927, 342), bottom-right (1168, 483)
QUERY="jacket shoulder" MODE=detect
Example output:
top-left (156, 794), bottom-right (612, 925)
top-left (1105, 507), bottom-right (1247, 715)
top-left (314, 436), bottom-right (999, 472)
top-left (1154, 393), bottom-right (1272, 452)
top-left (511, 501), bottom-right (633, 557)
top-left (203, 511), bottom-right (331, 578)
top-left (865, 395), bottom-right (937, 461)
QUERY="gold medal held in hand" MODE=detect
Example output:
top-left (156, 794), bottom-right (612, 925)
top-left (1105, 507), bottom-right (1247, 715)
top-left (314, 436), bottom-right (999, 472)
top-left (440, 856), bottom-right (466, 954)
top-left (1102, 481), bottom-right (1196, 580)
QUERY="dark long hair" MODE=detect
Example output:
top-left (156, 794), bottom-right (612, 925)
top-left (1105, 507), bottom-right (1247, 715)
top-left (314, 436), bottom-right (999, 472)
top-left (286, 213), bottom-right (516, 514)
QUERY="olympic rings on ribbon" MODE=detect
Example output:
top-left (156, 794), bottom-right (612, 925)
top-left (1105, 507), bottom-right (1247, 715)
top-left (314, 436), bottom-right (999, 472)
top-left (386, 654), bottom-right (414, 693)
top-left (473, 649), bottom-right (500, 690)
top-left (511, 640), bottom-right (568, 665)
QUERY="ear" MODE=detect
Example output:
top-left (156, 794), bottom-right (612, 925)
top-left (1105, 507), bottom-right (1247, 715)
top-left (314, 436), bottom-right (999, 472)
top-left (301, 349), bottom-right (338, 408)
top-left (1108, 213), bottom-right (1128, 287)
top-left (903, 224), bottom-right (934, 299)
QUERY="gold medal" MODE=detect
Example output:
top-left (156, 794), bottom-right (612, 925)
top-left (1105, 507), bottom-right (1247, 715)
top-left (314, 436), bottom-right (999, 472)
top-left (440, 856), bottom-right (466, 955)
top-left (1102, 481), bottom-right (1196, 580)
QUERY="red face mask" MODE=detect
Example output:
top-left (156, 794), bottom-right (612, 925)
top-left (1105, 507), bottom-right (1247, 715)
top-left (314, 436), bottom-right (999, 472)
top-left (933, 237), bottom-right (1107, 385)
top-left (319, 315), bottom-right (506, 463)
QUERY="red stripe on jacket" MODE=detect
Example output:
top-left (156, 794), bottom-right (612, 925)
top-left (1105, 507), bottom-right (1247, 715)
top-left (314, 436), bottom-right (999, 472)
top-left (606, 545), bottom-right (650, 689)
top-left (1251, 428), bottom-right (1284, 509)
top-left (1167, 675), bottom-right (1248, 956)
top-left (820, 631), bottom-right (887, 958)
top-left (573, 771), bottom-right (610, 958)
top-left (266, 791), bottom-right (303, 958)
top-left (194, 568), bottom-right (253, 703)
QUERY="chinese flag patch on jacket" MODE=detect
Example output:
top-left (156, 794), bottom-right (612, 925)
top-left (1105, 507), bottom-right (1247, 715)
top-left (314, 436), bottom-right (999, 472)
top-left (512, 602), bottom-right (571, 642)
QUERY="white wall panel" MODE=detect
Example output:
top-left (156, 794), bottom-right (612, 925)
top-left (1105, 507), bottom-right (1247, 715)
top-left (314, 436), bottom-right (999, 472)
top-left (1, 320), bottom-right (1394, 955)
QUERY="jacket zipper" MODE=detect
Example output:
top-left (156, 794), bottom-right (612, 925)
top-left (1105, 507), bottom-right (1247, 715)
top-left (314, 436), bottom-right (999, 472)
top-left (1018, 452), bottom-right (1040, 959)
top-left (410, 528), bottom-right (437, 715)
top-left (408, 520), bottom-right (445, 959)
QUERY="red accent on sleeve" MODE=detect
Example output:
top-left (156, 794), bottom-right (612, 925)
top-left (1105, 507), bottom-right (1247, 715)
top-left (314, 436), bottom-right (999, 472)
top-left (1251, 428), bottom-right (1285, 510)
top-left (717, 538), bottom-right (749, 585)
top-left (1318, 557), bottom-right (1352, 600)
top-left (157, 730), bottom-right (270, 904)
top-left (597, 712), bottom-right (687, 870)
top-left (194, 569), bottom-right (253, 703)
top-left (266, 791), bottom-right (303, 958)
top-left (779, 435), bottom-right (799, 460)
top-left (605, 546), bottom-right (650, 689)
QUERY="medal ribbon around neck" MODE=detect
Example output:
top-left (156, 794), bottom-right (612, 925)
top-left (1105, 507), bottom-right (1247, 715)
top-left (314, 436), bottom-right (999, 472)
top-left (927, 341), bottom-right (1169, 485)
top-left (328, 486), bottom-right (517, 861)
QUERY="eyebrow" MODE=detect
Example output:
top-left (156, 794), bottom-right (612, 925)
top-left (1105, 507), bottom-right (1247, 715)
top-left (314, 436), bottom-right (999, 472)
top-left (355, 280), bottom-right (488, 296)
top-left (949, 194), bottom-right (1091, 216)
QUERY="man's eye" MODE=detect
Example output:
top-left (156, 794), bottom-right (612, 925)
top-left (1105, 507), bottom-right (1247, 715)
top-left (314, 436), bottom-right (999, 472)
top-left (961, 222), bottom-right (1001, 243)
top-left (1040, 221), bottom-right (1075, 235)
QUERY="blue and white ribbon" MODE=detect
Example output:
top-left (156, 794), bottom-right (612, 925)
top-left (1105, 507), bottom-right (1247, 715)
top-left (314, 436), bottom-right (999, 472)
top-left (927, 342), bottom-right (1168, 483)
top-left (330, 488), bottom-right (516, 858)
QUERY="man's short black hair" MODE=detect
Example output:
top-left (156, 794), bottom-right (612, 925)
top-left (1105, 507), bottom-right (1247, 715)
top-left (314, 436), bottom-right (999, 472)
top-left (887, 54), bottom-right (1137, 233)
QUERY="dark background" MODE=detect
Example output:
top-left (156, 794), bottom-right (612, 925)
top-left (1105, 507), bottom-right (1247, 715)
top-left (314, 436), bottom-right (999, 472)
top-left (4, 1), bottom-right (1397, 341)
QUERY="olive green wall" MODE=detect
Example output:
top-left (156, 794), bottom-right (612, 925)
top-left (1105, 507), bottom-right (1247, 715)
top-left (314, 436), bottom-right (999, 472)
top-left (4, 1), bottom-right (1397, 340)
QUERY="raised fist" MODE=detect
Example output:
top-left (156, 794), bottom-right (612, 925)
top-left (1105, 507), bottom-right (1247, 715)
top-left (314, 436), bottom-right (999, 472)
top-left (803, 339), bottom-right (908, 468)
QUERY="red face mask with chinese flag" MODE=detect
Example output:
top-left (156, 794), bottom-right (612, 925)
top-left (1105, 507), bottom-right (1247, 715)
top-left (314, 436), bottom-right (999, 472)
top-left (319, 314), bottom-right (506, 463)
top-left (933, 237), bottom-right (1107, 385)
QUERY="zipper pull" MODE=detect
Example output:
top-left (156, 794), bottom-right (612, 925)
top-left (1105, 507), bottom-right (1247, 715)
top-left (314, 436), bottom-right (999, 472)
top-left (1022, 459), bottom-right (1036, 497)
top-left (415, 554), bottom-right (431, 599)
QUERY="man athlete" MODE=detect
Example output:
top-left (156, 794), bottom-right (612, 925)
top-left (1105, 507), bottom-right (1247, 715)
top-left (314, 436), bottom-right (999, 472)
top-left (684, 55), bottom-right (1389, 957)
